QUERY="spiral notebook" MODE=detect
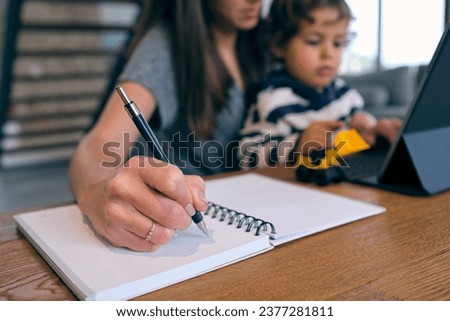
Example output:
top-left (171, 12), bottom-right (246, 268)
top-left (15, 173), bottom-right (384, 300)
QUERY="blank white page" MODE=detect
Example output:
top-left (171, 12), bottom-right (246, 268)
top-left (205, 173), bottom-right (385, 245)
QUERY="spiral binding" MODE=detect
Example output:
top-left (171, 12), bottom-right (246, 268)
top-left (204, 202), bottom-right (276, 236)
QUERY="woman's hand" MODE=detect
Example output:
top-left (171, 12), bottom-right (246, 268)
top-left (78, 156), bottom-right (209, 252)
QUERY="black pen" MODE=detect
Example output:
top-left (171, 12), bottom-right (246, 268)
top-left (115, 86), bottom-right (208, 236)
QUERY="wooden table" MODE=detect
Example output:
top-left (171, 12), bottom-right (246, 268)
top-left (1, 167), bottom-right (449, 300)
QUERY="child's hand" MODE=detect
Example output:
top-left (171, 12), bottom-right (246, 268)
top-left (350, 112), bottom-right (401, 146)
top-left (373, 118), bottom-right (402, 144)
top-left (349, 112), bottom-right (377, 145)
top-left (297, 120), bottom-right (344, 154)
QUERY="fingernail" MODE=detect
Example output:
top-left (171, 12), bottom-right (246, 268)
top-left (198, 190), bottom-right (209, 206)
top-left (185, 204), bottom-right (196, 217)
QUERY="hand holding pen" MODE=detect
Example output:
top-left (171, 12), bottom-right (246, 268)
top-left (116, 86), bottom-right (209, 237)
top-left (68, 82), bottom-right (209, 252)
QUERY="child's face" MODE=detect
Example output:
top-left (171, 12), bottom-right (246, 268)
top-left (276, 7), bottom-right (350, 91)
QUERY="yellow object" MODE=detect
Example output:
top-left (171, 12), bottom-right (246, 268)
top-left (333, 128), bottom-right (370, 157)
top-left (296, 129), bottom-right (370, 169)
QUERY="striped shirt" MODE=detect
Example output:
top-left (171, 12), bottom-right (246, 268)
top-left (238, 69), bottom-right (364, 168)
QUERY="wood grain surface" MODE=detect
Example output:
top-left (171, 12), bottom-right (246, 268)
top-left (1, 167), bottom-right (449, 301)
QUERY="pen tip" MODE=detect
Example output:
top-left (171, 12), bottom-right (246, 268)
top-left (197, 221), bottom-right (209, 237)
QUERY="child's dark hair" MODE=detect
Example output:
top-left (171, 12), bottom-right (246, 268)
top-left (269, 0), bottom-right (353, 49)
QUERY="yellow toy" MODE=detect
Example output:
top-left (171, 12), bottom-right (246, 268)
top-left (295, 129), bottom-right (370, 185)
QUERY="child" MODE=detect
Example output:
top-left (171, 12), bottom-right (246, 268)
top-left (239, 0), bottom-right (401, 168)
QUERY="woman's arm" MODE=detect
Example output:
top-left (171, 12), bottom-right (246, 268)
top-left (69, 82), bottom-right (152, 198)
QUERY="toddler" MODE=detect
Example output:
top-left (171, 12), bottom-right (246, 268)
top-left (239, 0), bottom-right (400, 168)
